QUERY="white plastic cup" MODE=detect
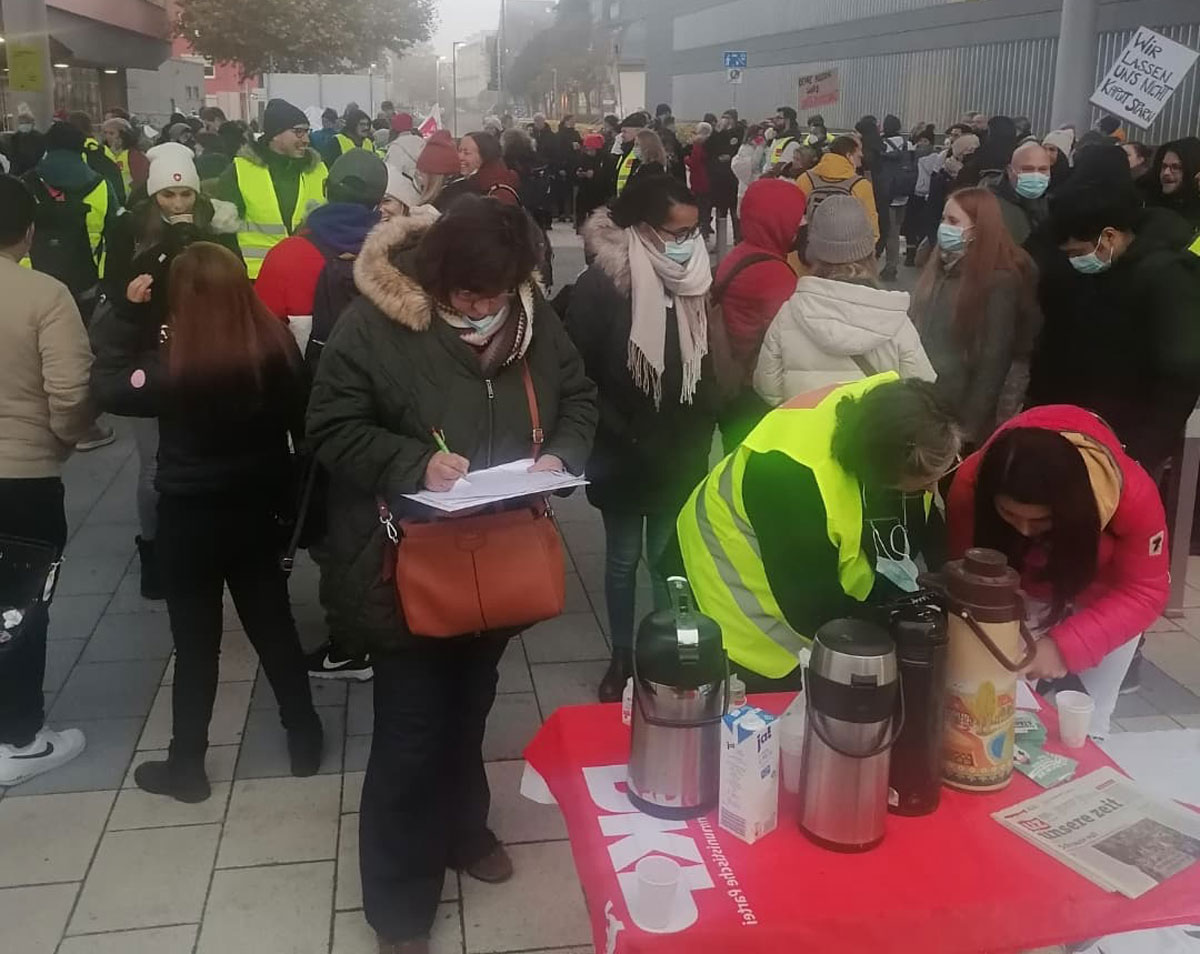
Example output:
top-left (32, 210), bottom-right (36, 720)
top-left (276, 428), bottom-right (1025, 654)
top-left (634, 855), bottom-right (681, 930)
top-left (1056, 690), bottom-right (1095, 749)
top-left (779, 712), bottom-right (807, 794)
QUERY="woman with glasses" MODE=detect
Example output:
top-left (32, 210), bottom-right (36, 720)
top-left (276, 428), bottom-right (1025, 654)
top-left (306, 196), bottom-right (596, 954)
top-left (567, 174), bottom-right (717, 701)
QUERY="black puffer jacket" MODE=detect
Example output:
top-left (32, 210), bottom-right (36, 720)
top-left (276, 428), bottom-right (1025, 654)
top-left (305, 214), bottom-right (597, 653)
top-left (566, 211), bottom-right (717, 514)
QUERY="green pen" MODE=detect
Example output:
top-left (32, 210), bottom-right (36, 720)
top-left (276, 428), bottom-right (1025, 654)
top-left (431, 428), bottom-right (470, 484)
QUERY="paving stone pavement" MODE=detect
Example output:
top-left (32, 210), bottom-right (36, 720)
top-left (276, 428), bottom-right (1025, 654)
top-left (5, 230), bottom-right (1200, 953)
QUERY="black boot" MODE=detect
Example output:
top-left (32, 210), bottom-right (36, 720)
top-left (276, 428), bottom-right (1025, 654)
top-left (287, 718), bottom-right (324, 777)
top-left (135, 535), bottom-right (165, 600)
top-left (904, 247), bottom-right (918, 267)
top-left (598, 649), bottom-right (632, 703)
top-left (134, 749), bottom-right (211, 803)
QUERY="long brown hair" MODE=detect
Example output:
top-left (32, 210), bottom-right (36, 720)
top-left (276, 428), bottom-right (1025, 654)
top-left (166, 242), bottom-right (298, 393)
top-left (913, 187), bottom-right (1037, 354)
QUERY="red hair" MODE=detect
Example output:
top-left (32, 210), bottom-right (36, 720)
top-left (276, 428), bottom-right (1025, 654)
top-left (913, 187), bottom-right (1038, 354)
top-left (166, 242), bottom-right (299, 394)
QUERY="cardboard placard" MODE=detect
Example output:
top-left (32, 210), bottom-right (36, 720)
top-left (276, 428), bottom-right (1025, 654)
top-left (1090, 26), bottom-right (1199, 130)
top-left (798, 68), bottom-right (839, 110)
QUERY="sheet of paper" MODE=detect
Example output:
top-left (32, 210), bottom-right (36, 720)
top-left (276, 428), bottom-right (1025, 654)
top-left (402, 458), bottom-right (588, 513)
top-left (1016, 679), bottom-right (1042, 710)
top-left (1098, 728), bottom-right (1200, 809)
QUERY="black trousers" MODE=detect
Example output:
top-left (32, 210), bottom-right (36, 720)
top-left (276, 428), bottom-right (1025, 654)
top-left (157, 493), bottom-right (316, 757)
top-left (360, 634), bottom-right (508, 941)
top-left (0, 478), bottom-right (67, 747)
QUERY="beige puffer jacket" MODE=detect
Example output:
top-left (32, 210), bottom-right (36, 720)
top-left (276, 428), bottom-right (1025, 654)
top-left (752, 275), bottom-right (935, 406)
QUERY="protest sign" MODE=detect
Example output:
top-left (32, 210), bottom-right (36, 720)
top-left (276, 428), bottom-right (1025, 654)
top-left (1090, 26), bottom-right (1199, 129)
top-left (798, 69), bottom-right (839, 110)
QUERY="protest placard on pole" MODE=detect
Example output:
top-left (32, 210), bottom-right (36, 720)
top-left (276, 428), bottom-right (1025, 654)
top-left (798, 69), bottom-right (839, 110)
top-left (1090, 26), bottom-right (1199, 129)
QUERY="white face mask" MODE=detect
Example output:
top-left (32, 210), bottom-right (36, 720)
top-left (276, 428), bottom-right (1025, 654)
top-left (164, 213), bottom-right (195, 225)
top-left (464, 302), bottom-right (508, 336)
top-left (865, 488), bottom-right (921, 592)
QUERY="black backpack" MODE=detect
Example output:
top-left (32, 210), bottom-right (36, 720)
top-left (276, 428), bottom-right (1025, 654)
top-left (306, 245), bottom-right (360, 371)
top-left (22, 174), bottom-right (101, 296)
top-left (518, 163), bottom-right (554, 214)
top-left (885, 139), bottom-right (918, 199)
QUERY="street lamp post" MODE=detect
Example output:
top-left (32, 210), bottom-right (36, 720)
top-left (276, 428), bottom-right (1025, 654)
top-left (369, 62), bottom-right (377, 117)
top-left (452, 41), bottom-right (464, 138)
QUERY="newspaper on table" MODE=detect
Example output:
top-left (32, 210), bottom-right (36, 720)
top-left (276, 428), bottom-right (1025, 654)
top-left (993, 767), bottom-right (1200, 899)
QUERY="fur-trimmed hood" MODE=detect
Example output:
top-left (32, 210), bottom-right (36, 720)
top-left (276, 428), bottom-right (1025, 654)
top-left (581, 208), bottom-right (632, 295)
top-left (236, 140), bottom-right (325, 175)
top-left (353, 212), bottom-right (440, 331)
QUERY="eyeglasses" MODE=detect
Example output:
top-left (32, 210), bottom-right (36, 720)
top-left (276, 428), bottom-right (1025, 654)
top-left (657, 225), bottom-right (700, 243)
top-left (1162, 161), bottom-right (1184, 173)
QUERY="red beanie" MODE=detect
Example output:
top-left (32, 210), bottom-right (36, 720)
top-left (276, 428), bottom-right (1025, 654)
top-left (391, 112), bottom-right (414, 133)
top-left (417, 130), bottom-right (460, 175)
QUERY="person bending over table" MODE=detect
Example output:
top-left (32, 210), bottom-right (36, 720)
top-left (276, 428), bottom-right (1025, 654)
top-left (946, 405), bottom-right (1168, 738)
top-left (676, 373), bottom-right (962, 690)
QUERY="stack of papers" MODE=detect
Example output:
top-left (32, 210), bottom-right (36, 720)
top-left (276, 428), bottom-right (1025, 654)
top-left (402, 458), bottom-right (587, 513)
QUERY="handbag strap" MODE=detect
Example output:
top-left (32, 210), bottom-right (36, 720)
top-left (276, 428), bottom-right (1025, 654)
top-left (522, 359), bottom-right (543, 460)
top-left (850, 353), bottom-right (876, 377)
top-left (282, 458), bottom-right (320, 574)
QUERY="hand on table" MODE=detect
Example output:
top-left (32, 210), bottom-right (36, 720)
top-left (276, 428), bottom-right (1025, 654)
top-left (424, 452), bottom-right (470, 492)
top-left (1023, 638), bottom-right (1068, 681)
top-left (126, 274), bottom-right (154, 303)
top-left (528, 454), bottom-right (565, 474)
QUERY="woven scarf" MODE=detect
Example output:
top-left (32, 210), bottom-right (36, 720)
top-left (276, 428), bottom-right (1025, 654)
top-left (626, 225), bottom-right (712, 407)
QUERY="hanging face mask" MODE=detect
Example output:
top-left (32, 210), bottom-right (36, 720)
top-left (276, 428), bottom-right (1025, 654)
top-left (1014, 172), bottom-right (1050, 199)
top-left (871, 522), bottom-right (921, 592)
top-left (1068, 236), bottom-right (1113, 275)
top-left (464, 302), bottom-right (508, 336)
top-left (937, 223), bottom-right (968, 252)
top-left (164, 213), bottom-right (195, 226)
top-left (663, 238), bottom-right (695, 264)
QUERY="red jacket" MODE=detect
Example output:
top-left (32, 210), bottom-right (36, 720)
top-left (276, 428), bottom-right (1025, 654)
top-left (684, 140), bottom-right (711, 195)
top-left (714, 179), bottom-right (805, 364)
top-left (947, 405), bottom-right (1168, 672)
top-left (255, 234), bottom-right (326, 322)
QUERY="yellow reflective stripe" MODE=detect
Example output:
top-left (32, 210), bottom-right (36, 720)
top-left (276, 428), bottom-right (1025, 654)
top-left (616, 151), bottom-right (637, 194)
top-left (1189, 232), bottom-right (1200, 257)
top-left (234, 157), bottom-right (328, 277)
top-left (84, 180), bottom-right (108, 278)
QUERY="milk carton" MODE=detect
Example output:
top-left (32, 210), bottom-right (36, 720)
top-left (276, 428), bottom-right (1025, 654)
top-left (719, 705), bottom-right (779, 844)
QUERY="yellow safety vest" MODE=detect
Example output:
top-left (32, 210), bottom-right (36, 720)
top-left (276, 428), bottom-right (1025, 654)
top-left (234, 157), bottom-right (328, 279)
top-left (767, 135), bottom-right (796, 167)
top-left (1189, 231), bottom-right (1200, 257)
top-left (677, 374), bottom-right (898, 679)
top-left (616, 150), bottom-right (638, 195)
top-left (110, 148), bottom-right (132, 192)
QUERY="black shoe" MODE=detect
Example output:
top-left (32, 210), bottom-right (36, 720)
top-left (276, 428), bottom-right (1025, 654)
top-left (306, 642), bottom-right (373, 681)
top-left (904, 249), bottom-right (918, 267)
top-left (1120, 646), bottom-right (1144, 695)
top-left (134, 755), bottom-right (211, 803)
top-left (598, 649), bottom-right (632, 703)
top-left (288, 719), bottom-right (324, 777)
top-left (135, 536), bottom-right (165, 601)
top-left (880, 265), bottom-right (898, 282)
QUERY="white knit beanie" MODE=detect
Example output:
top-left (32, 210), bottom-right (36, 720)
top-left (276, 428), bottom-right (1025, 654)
top-left (145, 142), bottom-right (200, 196)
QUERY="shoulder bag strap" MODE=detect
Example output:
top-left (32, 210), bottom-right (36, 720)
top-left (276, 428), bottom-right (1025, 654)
top-left (711, 252), bottom-right (781, 303)
top-left (281, 457), bottom-right (320, 574)
top-left (850, 353), bottom-right (876, 377)
top-left (522, 359), bottom-right (543, 460)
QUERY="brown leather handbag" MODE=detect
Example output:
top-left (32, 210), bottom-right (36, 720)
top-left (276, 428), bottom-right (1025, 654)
top-left (379, 361), bottom-right (566, 638)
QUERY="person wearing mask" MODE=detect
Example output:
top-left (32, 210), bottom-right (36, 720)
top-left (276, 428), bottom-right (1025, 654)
top-left (568, 175), bottom-right (716, 702)
top-left (101, 117), bottom-right (149, 197)
top-left (910, 187), bottom-right (1040, 447)
top-left (684, 121), bottom-right (715, 248)
top-left (311, 108), bottom-right (341, 165)
top-left (731, 124), bottom-right (766, 212)
top-left (67, 110), bottom-right (127, 207)
top-left (922, 132), bottom-right (980, 253)
top-left (436, 131), bottom-right (520, 211)
top-left (213, 98), bottom-right (328, 279)
top-left (796, 134), bottom-right (880, 242)
top-left (876, 114), bottom-right (914, 281)
top-left (100, 144), bottom-right (242, 599)
top-left (334, 109), bottom-right (377, 159)
top-left (305, 198), bottom-right (596, 954)
top-left (1030, 186), bottom-right (1200, 475)
top-left (612, 112), bottom-right (649, 196)
top-left (1043, 129), bottom-right (1075, 191)
top-left (677, 375), bottom-right (960, 688)
top-left (803, 114), bottom-right (835, 153)
top-left (708, 109), bottom-right (744, 255)
top-left (0, 176), bottom-right (96, 786)
top-left (1144, 137), bottom-right (1200, 231)
top-left (7, 105), bottom-right (46, 176)
top-left (1123, 141), bottom-right (1155, 187)
top-left (765, 106), bottom-right (803, 173)
top-left (712, 178), bottom-right (806, 450)
top-left (92, 242), bottom-right (323, 802)
top-left (754, 195), bottom-right (933, 406)
top-left (573, 133), bottom-right (609, 230)
top-left (555, 114), bottom-right (582, 223)
top-left (947, 407), bottom-right (1168, 738)
top-left (991, 140), bottom-right (1052, 245)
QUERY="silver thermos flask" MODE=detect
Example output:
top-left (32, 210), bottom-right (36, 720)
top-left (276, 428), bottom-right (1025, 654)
top-left (798, 619), bottom-right (902, 851)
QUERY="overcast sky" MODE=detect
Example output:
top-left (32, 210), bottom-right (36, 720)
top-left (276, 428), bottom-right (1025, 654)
top-left (432, 0), bottom-right (501, 57)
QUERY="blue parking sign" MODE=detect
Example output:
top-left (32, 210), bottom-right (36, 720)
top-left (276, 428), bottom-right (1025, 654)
top-left (724, 51), bottom-right (748, 69)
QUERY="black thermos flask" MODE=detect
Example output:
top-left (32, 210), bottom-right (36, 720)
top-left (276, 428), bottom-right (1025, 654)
top-left (887, 604), bottom-right (949, 816)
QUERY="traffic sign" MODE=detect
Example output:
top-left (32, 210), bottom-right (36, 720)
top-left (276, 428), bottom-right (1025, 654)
top-left (723, 51), bottom-right (748, 70)
top-left (727, 68), bottom-right (744, 85)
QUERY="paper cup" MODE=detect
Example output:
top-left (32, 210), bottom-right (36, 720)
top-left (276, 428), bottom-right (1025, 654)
top-left (779, 714), bottom-right (807, 794)
top-left (634, 855), bottom-right (681, 930)
top-left (1055, 690), bottom-right (1095, 748)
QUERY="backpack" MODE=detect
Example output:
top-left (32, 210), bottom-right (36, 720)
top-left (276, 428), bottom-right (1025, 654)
top-left (307, 245), bottom-right (360, 371)
top-left (885, 139), bottom-right (918, 199)
top-left (518, 163), bottom-right (553, 214)
top-left (805, 172), bottom-right (865, 218)
top-left (706, 252), bottom-right (781, 403)
top-left (22, 174), bottom-right (100, 296)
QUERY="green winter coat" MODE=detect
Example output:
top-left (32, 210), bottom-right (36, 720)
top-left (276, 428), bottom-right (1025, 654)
top-left (305, 214), bottom-right (598, 654)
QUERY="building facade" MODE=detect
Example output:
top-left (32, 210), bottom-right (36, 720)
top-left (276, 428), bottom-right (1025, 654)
top-left (633, 0), bottom-right (1199, 142)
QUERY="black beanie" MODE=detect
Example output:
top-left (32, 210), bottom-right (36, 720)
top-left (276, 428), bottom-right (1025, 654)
top-left (262, 99), bottom-right (309, 142)
top-left (45, 121), bottom-right (86, 153)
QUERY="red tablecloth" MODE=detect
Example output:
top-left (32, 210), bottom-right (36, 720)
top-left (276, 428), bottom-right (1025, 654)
top-left (523, 693), bottom-right (1200, 954)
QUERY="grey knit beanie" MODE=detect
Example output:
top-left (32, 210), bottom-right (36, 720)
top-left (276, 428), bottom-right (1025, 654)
top-left (806, 194), bottom-right (875, 264)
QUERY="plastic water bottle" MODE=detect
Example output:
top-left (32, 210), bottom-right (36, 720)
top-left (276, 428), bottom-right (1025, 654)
top-left (728, 673), bottom-right (747, 713)
top-left (621, 677), bottom-right (633, 726)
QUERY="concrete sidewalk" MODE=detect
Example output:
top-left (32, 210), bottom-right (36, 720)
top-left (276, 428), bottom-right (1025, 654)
top-left (4, 231), bottom-right (1200, 953)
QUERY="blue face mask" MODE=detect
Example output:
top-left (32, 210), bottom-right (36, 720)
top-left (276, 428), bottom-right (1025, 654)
top-left (464, 303), bottom-right (509, 335)
top-left (1014, 172), bottom-right (1050, 199)
top-left (937, 223), bottom-right (968, 252)
top-left (663, 239), bottom-right (696, 264)
top-left (1068, 237), bottom-right (1113, 275)
top-left (871, 523), bottom-right (921, 593)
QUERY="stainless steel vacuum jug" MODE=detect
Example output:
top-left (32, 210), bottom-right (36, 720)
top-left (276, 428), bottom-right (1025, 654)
top-left (798, 619), bottom-right (901, 851)
top-left (627, 577), bottom-right (728, 819)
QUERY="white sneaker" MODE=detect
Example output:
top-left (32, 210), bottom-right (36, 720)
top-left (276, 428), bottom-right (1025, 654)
top-left (0, 727), bottom-right (87, 786)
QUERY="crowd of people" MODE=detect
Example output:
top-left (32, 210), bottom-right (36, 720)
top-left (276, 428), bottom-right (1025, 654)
top-left (3, 90), bottom-right (1200, 954)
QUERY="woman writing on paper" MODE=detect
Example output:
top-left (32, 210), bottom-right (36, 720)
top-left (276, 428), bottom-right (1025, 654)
top-left (305, 196), bottom-right (596, 954)
top-left (946, 406), bottom-right (1169, 739)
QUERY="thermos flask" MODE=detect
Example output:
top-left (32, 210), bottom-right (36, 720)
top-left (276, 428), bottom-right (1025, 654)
top-left (887, 603), bottom-right (949, 816)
